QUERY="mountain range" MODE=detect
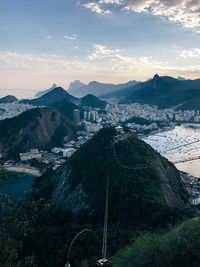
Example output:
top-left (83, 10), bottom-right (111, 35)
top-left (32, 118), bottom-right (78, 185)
top-left (22, 87), bottom-right (107, 113)
top-left (26, 74), bottom-right (200, 110)
top-left (68, 80), bottom-right (139, 97)
top-left (111, 74), bottom-right (200, 109)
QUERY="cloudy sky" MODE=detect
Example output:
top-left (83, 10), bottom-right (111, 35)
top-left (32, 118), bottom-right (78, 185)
top-left (1, 0), bottom-right (200, 97)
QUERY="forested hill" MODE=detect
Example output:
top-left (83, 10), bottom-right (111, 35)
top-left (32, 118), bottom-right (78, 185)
top-left (110, 74), bottom-right (200, 110)
top-left (0, 107), bottom-right (77, 158)
top-left (21, 87), bottom-right (76, 106)
top-left (81, 94), bottom-right (106, 109)
top-left (36, 127), bottom-right (189, 227)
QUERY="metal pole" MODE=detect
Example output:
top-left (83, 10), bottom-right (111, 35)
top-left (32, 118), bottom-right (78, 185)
top-left (102, 179), bottom-right (109, 259)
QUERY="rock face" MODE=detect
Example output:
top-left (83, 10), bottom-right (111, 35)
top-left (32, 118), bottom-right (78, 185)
top-left (0, 107), bottom-right (77, 158)
top-left (37, 128), bottom-right (189, 226)
top-left (0, 95), bottom-right (18, 103)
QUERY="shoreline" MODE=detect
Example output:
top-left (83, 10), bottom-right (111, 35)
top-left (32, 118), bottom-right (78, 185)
top-left (5, 166), bottom-right (41, 177)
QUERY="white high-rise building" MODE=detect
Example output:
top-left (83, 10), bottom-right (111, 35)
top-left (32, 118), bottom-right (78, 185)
top-left (73, 109), bottom-right (80, 123)
top-left (84, 111), bottom-right (88, 120)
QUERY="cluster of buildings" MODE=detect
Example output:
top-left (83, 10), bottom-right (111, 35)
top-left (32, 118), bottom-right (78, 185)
top-left (19, 131), bottom-right (95, 170)
top-left (20, 149), bottom-right (42, 161)
top-left (126, 122), bottom-right (159, 132)
top-left (84, 110), bottom-right (99, 122)
top-left (174, 110), bottom-right (200, 122)
top-left (100, 102), bottom-right (200, 126)
top-left (0, 102), bottom-right (36, 120)
top-left (73, 108), bottom-right (103, 133)
top-left (82, 109), bottom-right (103, 133)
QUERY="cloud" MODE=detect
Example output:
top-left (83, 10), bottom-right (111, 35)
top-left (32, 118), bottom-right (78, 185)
top-left (87, 43), bottom-right (200, 80)
top-left (99, 0), bottom-right (123, 4)
top-left (88, 44), bottom-right (122, 60)
top-left (99, 0), bottom-right (200, 32)
top-left (88, 44), bottom-right (169, 73)
top-left (178, 48), bottom-right (200, 59)
top-left (0, 51), bottom-right (84, 72)
top-left (63, 34), bottom-right (77, 40)
top-left (2, 48), bottom-right (200, 93)
top-left (83, 2), bottom-right (112, 14)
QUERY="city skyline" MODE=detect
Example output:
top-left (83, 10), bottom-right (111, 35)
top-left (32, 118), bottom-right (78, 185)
top-left (1, 0), bottom-right (200, 97)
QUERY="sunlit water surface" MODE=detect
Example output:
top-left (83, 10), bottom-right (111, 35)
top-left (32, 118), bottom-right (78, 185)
top-left (143, 124), bottom-right (200, 177)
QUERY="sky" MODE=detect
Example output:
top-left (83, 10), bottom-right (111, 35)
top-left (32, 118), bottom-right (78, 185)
top-left (1, 0), bottom-right (200, 97)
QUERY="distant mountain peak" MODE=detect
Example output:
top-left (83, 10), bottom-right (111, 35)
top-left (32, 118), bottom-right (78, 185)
top-left (68, 80), bottom-right (86, 93)
top-left (153, 74), bottom-right (160, 80)
top-left (35, 83), bottom-right (58, 98)
top-left (68, 80), bottom-right (140, 98)
top-left (21, 86), bottom-right (76, 107)
top-left (0, 95), bottom-right (18, 104)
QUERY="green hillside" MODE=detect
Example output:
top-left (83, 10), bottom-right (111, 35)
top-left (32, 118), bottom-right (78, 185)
top-left (113, 216), bottom-right (200, 267)
top-left (37, 127), bottom-right (190, 227)
top-left (0, 107), bottom-right (77, 159)
top-left (81, 94), bottom-right (106, 109)
top-left (115, 75), bottom-right (200, 109)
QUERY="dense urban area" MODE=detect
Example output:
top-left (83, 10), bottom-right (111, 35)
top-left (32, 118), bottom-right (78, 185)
top-left (1, 99), bottom-right (200, 207)
top-left (2, 100), bottom-right (200, 169)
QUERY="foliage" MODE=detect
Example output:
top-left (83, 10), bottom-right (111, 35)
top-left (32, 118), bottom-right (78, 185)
top-left (112, 216), bottom-right (200, 267)
top-left (0, 168), bottom-right (7, 184)
top-left (125, 117), bottom-right (151, 125)
top-left (29, 159), bottom-right (49, 172)
top-left (0, 189), bottom-right (48, 266)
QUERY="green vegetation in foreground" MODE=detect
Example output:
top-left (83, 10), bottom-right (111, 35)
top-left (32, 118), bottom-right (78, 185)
top-left (0, 188), bottom-right (198, 267)
top-left (112, 216), bottom-right (200, 267)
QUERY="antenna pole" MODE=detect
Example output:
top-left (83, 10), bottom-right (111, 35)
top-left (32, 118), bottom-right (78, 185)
top-left (102, 178), bottom-right (109, 259)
